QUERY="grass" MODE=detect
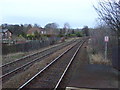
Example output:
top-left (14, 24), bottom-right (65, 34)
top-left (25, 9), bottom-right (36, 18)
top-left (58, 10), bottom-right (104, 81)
top-left (87, 40), bottom-right (111, 65)
top-left (2, 52), bottom-right (26, 64)
top-left (90, 53), bottom-right (111, 65)
top-left (10, 54), bottom-right (25, 59)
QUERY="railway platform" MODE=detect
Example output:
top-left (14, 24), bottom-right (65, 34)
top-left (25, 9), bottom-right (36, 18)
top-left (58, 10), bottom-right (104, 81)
top-left (66, 64), bottom-right (119, 89)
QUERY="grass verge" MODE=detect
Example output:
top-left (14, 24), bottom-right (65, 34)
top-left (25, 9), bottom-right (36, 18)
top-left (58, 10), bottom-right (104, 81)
top-left (87, 40), bottom-right (111, 65)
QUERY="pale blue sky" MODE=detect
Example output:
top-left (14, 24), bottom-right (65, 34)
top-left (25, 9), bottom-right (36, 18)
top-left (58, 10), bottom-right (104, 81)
top-left (0, 0), bottom-right (99, 28)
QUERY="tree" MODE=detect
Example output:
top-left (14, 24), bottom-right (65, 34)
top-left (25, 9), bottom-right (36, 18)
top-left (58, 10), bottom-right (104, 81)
top-left (27, 34), bottom-right (35, 40)
top-left (64, 23), bottom-right (70, 29)
top-left (71, 29), bottom-right (75, 34)
top-left (34, 31), bottom-right (41, 40)
top-left (94, 0), bottom-right (120, 70)
top-left (75, 32), bottom-right (83, 37)
top-left (94, 0), bottom-right (120, 36)
top-left (21, 32), bottom-right (27, 38)
top-left (34, 24), bottom-right (40, 28)
top-left (82, 26), bottom-right (89, 36)
top-left (44, 23), bottom-right (59, 29)
top-left (59, 29), bottom-right (65, 37)
top-left (63, 23), bottom-right (70, 35)
top-left (44, 23), bottom-right (59, 36)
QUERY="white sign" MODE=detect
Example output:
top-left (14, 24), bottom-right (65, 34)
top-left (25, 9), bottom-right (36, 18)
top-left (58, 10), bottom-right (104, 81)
top-left (104, 36), bottom-right (109, 42)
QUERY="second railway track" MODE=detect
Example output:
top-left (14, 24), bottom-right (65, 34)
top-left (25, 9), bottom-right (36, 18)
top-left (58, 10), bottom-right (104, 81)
top-left (18, 39), bottom-right (85, 90)
top-left (1, 38), bottom-right (80, 82)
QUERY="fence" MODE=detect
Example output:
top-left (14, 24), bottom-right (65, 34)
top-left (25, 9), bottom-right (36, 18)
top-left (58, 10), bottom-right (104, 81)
top-left (2, 37), bottom-right (60, 55)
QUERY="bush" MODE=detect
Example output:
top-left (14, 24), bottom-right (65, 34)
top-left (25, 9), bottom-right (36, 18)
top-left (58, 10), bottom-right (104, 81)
top-left (27, 34), bottom-right (35, 40)
top-left (57, 34), bottom-right (64, 37)
top-left (75, 32), bottom-right (83, 37)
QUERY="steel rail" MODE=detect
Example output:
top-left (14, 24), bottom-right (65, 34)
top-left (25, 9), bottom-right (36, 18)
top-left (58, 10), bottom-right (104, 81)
top-left (1, 39), bottom-right (77, 68)
top-left (1, 42), bottom-right (63, 68)
top-left (1, 40), bottom-right (78, 80)
top-left (17, 41), bottom-right (80, 90)
top-left (54, 40), bottom-right (85, 90)
top-left (1, 52), bottom-right (53, 79)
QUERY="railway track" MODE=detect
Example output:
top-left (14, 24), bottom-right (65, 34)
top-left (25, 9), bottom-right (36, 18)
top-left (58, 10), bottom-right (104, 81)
top-left (1, 39), bottom-right (80, 82)
top-left (17, 40), bottom-right (85, 89)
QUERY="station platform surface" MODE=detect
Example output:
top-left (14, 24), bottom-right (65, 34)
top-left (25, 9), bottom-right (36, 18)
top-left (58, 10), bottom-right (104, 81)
top-left (66, 64), bottom-right (119, 89)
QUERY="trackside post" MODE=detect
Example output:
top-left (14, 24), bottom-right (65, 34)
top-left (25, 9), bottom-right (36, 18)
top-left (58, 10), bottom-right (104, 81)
top-left (104, 36), bottom-right (109, 60)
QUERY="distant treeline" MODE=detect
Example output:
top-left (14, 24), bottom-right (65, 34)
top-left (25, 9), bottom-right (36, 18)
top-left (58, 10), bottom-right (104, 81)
top-left (1, 23), bottom-right (90, 38)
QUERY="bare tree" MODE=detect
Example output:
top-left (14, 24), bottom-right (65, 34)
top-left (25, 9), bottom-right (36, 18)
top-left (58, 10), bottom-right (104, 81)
top-left (64, 23), bottom-right (70, 35)
top-left (94, 0), bottom-right (120, 70)
top-left (34, 24), bottom-right (40, 28)
top-left (64, 23), bottom-right (70, 29)
top-left (44, 23), bottom-right (59, 29)
top-left (82, 26), bottom-right (89, 36)
top-left (93, 0), bottom-right (120, 36)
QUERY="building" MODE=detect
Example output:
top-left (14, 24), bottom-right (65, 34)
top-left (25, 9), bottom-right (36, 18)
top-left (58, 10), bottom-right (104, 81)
top-left (0, 29), bottom-right (12, 40)
top-left (27, 27), bottom-right (59, 36)
top-left (27, 27), bottom-right (44, 34)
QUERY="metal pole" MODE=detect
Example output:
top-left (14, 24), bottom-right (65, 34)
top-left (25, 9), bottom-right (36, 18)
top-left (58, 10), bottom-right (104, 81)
top-left (105, 42), bottom-right (107, 60)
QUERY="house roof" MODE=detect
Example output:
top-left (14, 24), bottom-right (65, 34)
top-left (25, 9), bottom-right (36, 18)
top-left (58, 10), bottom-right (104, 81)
top-left (27, 27), bottom-right (44, 34)
top-left (0, 29), bottom-right (8, 33)
top-left (0, 29), bottom-right (12, 34)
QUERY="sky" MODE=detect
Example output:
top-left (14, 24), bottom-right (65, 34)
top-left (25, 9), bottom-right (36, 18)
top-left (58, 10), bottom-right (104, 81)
top-left (0, 0), bottom-right (99, 28)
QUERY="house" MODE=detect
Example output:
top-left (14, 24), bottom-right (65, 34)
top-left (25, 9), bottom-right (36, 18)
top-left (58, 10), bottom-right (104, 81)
top-left (27, 27), bottom-right (43, 34)
top-left (0, 29), bottom-right (12, 40)
top-left (27, 27), bottom-right (59, 36)
top-left (41, 29), bottom-right (47, 34)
